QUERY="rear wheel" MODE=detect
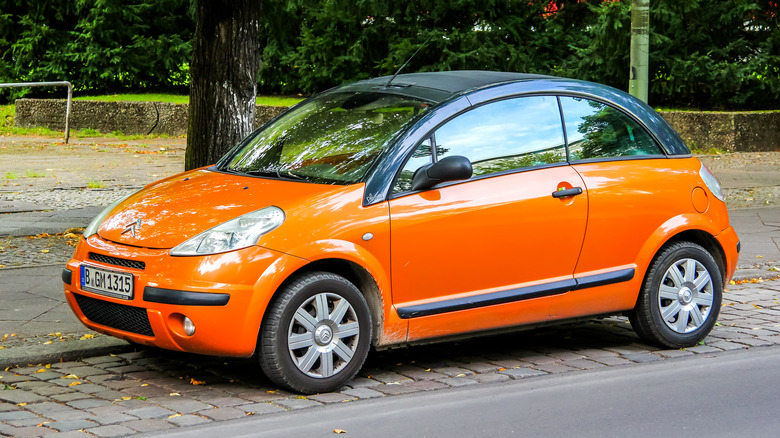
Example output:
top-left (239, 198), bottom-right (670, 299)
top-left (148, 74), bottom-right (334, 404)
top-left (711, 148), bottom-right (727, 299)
top-left (259, 272), bottom-right (372, 394)
top-left (629, 241), bottom-right (722, 348)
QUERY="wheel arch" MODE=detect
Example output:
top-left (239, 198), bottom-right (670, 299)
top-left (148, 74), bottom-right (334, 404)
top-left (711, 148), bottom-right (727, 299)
top-left (663, 229), bottom-right (727, 287)
top-left (271, 258), bottom-right (385, 347)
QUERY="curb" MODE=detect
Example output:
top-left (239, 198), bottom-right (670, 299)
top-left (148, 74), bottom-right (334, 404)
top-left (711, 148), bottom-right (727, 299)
top-left (0, 336), bottom-right (134, 368)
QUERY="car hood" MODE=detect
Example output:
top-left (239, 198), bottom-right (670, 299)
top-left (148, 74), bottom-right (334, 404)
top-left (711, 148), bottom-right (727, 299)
top-left (97, 168), bottom-right (345, 249)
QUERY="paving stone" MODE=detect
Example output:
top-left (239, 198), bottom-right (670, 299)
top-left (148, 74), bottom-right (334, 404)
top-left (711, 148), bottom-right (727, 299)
top-left (145, 397), bottom-right (213, 413)
top-left (341, 387), bottom-right (384, 399)
top-left (82, 356), bottom-right (123, 365)
top-left (499, 368), bottom-right (548, 379)
top-left (460, 362), bottom-right (502, 374)
top-left (273, 397), bottom-right (323, 410)
top-left (343, 377), bottom-right (382, 388)
top-left (432, 367), bottom-right (475, 377)
top-left (469, 373), bottom-right (512, 384)
top-left (29, 385), bottom-right (74, 397)
top-left (519, 353), bottom-right (558, 365)
top-left (707, 341), bottom-right (749, 351)
top-left (621, 352), bottom-right (664, 363)
top-left (731, 338), bottom-right (774, 347)
top-left (560, 359), bottom-right (608, 370)
top-left (29, 372), bottom-right (62, 381)
top-left (394, 365), bottom-right (448, 381)
top-left (684, 345), bottom-right (723, 354)
top-left (25, 402), bottom-right (92, 421)
top-left (197, 407), bottom-right (247, 421)
top-left (307, 392), bottom-right (356, 404)
top-left (89, 412), bottom-right (139, 426)
top-left (102, 365), bottom-right (148, 374)
top-left (72, 383), bottom-right (110, 394)
top-left (366, 371), bottom-right (413, 385)
top-left (0, 374), bottom-right (31, 384)
top-left (50, 392), bottom-right (92, 402)
top-left (436, 377), bottom-right (478, 388)
top-left (1, 425), bottom-right (58, 437)
top-left (0, 410), bottom-right (40, 421)
top-left (121, 385), bottom-right (177, 399)
top-left (533, 363), bottom-right (579, 374)
top-left (190, 396), bottom-right (248, 408)
top-left (123, 419), bottom-right (176, 433)
top-left (653, 349), bottom-right (696, 359)
top-left (42, 430), bottom-right (93, 438)
top-left (92, 390), bottom-right (128, 401)
top-left (235, 391), bottom-right (288, 403)
top-left (66, 398), bottom-right (112, 409)
top-left (166, 414), bottom-right (212, 427)
top-left (487, 359), bottom-right (534, 369)
top-left (590, 355), bottom-right (633, 366)
top-left (88, 424), bottom-right (143, 437)
top-left (125, 406), bottom-right (176, 420)
top-left (0, 389), bottom-right (47, 404)
top-left (47, 418), bottom-right (99, 432)
top-left (61, 366), bottom-right (109, 378)
top-left (7, 417), bottom-right (46, 427)
top-left (407, 379), bottom-right (451, 391)
top-left (238, 402), bottom-right (287, 415)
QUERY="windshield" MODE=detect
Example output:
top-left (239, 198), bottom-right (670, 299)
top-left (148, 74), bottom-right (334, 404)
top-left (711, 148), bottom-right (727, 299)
top-left (220, 91), bottom-right (431, 184)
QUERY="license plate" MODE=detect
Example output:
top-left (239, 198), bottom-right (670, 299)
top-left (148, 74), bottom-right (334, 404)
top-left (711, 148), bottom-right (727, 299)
top-left (81, 265), bottom-right (134, 300)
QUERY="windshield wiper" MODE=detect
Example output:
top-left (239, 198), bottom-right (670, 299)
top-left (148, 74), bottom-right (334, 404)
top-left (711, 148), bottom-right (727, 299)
top-left (243, 169), bottom-right (304, 181)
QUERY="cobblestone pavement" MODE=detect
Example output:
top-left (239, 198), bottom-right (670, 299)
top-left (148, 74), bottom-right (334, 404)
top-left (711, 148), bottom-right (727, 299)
top-left (0, 278), bottom-right (778, 437)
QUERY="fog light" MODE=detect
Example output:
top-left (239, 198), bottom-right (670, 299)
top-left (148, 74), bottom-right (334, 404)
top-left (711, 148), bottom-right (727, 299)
top-left (183, 317), bottom-right (196, 336)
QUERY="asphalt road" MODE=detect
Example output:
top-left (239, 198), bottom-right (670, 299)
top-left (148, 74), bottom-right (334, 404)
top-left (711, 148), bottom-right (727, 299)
top-left (150, 346), bottom-right (780, 438)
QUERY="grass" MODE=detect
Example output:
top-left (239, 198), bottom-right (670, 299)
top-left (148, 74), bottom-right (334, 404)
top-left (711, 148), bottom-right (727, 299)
top-left (74, 93), bottom-right (304, 107)
top-left (86, 180), bottom-right (105, 188)
top-left (25, 170), bottom-right (46, 178)
top-left (4, 172), bottom-right (18, 179)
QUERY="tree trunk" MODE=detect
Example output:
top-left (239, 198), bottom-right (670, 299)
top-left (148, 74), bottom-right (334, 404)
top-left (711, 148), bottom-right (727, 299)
top-left (186, 0), bottom-right (262, 170)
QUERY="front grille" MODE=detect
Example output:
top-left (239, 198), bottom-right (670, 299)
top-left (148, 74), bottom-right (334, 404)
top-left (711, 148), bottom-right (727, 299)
top-left (74, 294), bottom-right (154, 337)
top-left (89, 253), bottom-right (146, 270)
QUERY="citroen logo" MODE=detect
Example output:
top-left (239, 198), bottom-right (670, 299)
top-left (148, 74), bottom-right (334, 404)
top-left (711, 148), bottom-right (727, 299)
top-left (121, 219), bottom-right (143, 237)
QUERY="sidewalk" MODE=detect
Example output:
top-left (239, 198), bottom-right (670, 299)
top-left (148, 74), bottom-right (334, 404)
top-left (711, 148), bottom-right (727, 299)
top-left (0, 138), bottom-right (778, 367)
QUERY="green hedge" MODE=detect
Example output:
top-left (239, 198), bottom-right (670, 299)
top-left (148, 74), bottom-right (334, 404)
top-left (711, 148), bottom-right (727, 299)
top-left (2, 0), bottom-right (779, 109)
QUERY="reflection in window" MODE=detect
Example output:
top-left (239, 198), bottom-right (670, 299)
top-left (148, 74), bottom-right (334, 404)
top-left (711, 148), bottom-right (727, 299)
top-left (393, 138), bottom-right (434, 193)
top-left (225, 92), bottom-right (430, 184)
top-left (434, 96), bottom-right (566, 176)
top-left (560, 97), bottom-right (661, 160)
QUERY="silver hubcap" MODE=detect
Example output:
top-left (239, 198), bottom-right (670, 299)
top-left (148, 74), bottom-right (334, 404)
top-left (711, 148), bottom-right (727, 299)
top-left (658, 258), bottom-right (714, 333)
top-left (287, 292), bottom-right (360, 378)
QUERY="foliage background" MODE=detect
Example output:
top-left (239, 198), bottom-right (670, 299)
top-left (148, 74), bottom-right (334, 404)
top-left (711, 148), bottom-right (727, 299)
top-left (1, 0), bottom-right (779, 109)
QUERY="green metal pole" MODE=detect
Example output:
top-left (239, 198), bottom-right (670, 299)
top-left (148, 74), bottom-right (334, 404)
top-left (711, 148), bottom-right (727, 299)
top-left (629, 0), bottom-right (650, 103)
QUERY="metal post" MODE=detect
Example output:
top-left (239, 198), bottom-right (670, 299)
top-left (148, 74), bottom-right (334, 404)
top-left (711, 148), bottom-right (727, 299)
top-left (629, 0), bottom-right (650, 103)
top-left (0, 81), bottom-right (73, 143)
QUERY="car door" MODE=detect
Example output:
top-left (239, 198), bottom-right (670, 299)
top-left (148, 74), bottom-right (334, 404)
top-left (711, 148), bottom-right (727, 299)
top-left (387, 95), bottom-right (589, 341)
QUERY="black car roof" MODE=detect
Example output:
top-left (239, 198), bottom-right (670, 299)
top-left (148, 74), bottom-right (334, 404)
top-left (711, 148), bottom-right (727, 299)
top-left (340, 71), bottom-right (554, 103)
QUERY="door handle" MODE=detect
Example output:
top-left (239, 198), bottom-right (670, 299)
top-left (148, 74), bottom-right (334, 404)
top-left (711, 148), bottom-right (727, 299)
top-left (552, 187), bottom-right (583, 198)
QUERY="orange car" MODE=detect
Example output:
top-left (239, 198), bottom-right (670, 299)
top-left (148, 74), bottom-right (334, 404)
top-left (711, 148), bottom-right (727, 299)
top-left (63, 71), bottom-right (739, 393)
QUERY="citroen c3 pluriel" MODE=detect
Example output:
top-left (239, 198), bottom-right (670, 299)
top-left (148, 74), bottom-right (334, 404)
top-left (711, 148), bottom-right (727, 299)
top-left (63, 71), bottom-right (739, 393)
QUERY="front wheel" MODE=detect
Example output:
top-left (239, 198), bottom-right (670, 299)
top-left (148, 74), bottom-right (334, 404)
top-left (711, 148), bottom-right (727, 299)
top-left (629, 241), bottom-right (722, 348)
top-left (258, 272), bottom-right (372, 394)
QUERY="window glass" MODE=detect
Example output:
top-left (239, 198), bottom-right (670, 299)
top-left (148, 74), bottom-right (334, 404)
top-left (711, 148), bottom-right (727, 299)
top-left (392, 138), bottom-right (434, 193)
top-left (434, 96), bottom-right (566, 176)
top-left (223, 92), bottom-right (430, 184)
top-left (560, 97), bottom-right (662, 160)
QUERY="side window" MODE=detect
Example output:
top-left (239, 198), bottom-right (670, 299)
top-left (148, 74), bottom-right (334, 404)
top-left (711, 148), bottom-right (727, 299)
top-left (560, 97), bottom-right (662, 160)
top-left (434, 96), bottom-right (566, 177)
top-left (392, 138), bottom-right (434, 193)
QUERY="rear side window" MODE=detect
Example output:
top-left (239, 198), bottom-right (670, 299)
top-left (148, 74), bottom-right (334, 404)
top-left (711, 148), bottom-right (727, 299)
top-left (560, 97), bottom-right (662, 160)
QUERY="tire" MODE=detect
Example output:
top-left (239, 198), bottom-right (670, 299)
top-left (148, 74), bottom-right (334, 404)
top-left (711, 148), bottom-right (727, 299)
top-left (629, 241), bottom-right (722, 349)
top-left (258, 272), bottom-right (372, 394)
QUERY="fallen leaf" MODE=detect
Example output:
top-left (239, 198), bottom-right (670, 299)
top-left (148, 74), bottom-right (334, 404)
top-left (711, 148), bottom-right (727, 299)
top-left (34, 369), bottom-right (47, 373)
top-left (190, 378), bottom-right (206, 385)
top-left (43, 341), bottom-right (53, 345)
top-left (79, 334), bottom-right (95, 340)
top-left (334, 429), bottom-right (347, 434)
top-left (68, 381), bottom-right (82, 387)
top-left (17, 403), bottom-right (26, 406)
top-left (62, 374), bottom-right (79, 379)
top-left (169, 393), bottom-right (180, 397)
top-left (121, 396), bottom-right (131, 400)
top-left (141, 383), bottom-right (148, 387)
top-left (41, 249), bottom-right (49, 254)
top-left (168, 414), bottom-right (181, 418)
top-left (136, 396), bottom-right (147, 401)
top-left (753, 304), bottom-right (763, 309)
top-left (757, 255), bottom-right (764, 258)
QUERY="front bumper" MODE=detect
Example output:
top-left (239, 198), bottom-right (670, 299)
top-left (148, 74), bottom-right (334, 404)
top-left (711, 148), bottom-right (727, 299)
top-left (63, 235), bottom-right (302, 357)
top-left (715, 225), bottom-right (740, 285)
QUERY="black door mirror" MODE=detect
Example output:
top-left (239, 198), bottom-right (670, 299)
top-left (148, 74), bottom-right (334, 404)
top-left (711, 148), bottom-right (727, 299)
top-left (410, 155), bottom-right (473, 191)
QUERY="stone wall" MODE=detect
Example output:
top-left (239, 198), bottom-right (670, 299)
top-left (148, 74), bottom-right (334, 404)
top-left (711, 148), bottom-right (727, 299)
top-left (14, 99), bottom-right (288, 136)
top-left (658, 110), bottom-right (780, 152)
top-left (13, 99), bottom-right (779, 152)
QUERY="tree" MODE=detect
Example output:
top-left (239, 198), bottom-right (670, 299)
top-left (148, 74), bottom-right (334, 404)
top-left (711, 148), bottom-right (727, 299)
top-left (185, 0), bottom-right (263, 170)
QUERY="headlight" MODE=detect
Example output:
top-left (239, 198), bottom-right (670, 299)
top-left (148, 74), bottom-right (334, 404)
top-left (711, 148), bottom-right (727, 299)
top-left (699, 163), bottom-right (725, 202)
top-left (83, 190), bottom-right (140, 238)
top-left (170, 206), bottom-right (285, 256)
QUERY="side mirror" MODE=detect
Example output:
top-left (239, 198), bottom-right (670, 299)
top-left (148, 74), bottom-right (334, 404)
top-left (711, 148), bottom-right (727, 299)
top-left (410, 155), bottom-right (473, 191)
